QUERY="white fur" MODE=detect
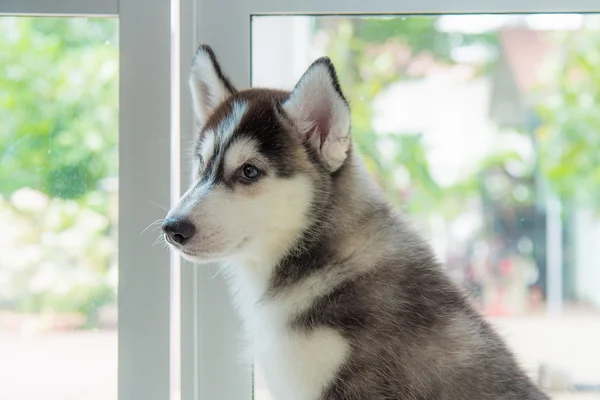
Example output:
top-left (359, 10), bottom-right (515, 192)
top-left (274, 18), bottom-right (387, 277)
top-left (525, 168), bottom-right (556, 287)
top-left (199, 101), bottom-right (247, 174)
top-left (170, 133), bottom-right (349, 398)
top-left (283, 62), bottom-right (351, 172)
top-left (224, 234), bottom-right (352, 400)
top-left (254, 323), bottom-right (349, 400)
top-left (200, 129), bottom-right (215, 166)
top-left (217, 101), bottom-right (247, 149)
top-left (189, 48), bottom-right (234, 125)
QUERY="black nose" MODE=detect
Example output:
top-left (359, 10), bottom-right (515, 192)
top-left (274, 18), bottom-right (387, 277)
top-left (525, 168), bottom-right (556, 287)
top-left (161, 218), bottom-right (196, 245)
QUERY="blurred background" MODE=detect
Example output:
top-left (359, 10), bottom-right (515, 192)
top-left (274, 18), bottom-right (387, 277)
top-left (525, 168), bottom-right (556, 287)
top-left (1, 13), bottom-right (600, 400)
top-left (0, 17), bottom-right (118, 400)
top-left (252, 14), bottom-right (600, 400)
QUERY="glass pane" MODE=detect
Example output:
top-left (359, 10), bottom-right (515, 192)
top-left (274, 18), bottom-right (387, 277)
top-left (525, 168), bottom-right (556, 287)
top-left (0, 17), bottom-right (119, 400)
top-left (252, 14), bottom-right (600, 400)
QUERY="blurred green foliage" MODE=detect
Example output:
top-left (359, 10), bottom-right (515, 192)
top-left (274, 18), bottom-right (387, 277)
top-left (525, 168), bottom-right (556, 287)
top-left (0, 190), bottom-right (117, 320)
top-left (536, 29), bottom-right (600, 209)
top-left (0, 17), bottom-right (118, 200)
top-left (322, 17), bottom-right (498, 218)
top-left (318, 17), bottom-right (600, 305)
top-left (0, 17), bottom-right (118, 325)
top-left (321, 16), bottom-right (599, 219)
top-left (1, 15), bottom-right (599, 323)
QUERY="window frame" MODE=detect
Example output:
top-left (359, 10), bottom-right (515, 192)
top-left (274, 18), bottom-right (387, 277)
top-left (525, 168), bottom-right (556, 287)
top-left (185, 0), bottom-right (600, 399)
top-left (0, 0), bottom-right (118, 16)
top-left (0, 1), bottom-right (173, 400)
top-left (8, 0), bottom-right (598, 399)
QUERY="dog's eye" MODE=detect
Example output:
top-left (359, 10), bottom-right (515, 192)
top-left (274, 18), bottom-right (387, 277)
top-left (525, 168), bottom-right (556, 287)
top-left (241, 164), bottom-right (261, 180)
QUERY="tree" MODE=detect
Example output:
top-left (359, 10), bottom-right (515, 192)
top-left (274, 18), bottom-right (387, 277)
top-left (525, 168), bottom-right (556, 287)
top-left (0, 17), bottom-right (118, 201)
top-left (0, 17), bottom-right (118, 325)
top-left (318, 17), bottom-right (497, 217)
top-left (536, 28), bottom-right (600, 210)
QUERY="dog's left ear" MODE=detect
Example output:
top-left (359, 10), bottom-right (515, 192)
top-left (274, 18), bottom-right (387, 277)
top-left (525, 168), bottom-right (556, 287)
top-left (189, 45), bottom-right (237, 126)
top-left (283, 57), bottom-right (351, 172)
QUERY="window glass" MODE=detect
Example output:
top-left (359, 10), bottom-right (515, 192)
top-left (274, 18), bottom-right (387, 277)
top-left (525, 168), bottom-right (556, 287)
top-left (252, 14), bottom-right (600, 400)
top-left (0, 17), bottom-right (119, 400)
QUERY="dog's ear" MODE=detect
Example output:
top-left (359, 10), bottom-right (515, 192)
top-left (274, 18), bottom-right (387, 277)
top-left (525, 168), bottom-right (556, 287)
top-left (189, 45), bottom-right (237, 126)
top-left (282, 57), bottom-right (351, 172)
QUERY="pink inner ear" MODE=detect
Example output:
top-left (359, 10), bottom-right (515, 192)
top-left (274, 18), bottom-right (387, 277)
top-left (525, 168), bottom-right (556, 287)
top-left (304, 103), bottom-right (331, 149)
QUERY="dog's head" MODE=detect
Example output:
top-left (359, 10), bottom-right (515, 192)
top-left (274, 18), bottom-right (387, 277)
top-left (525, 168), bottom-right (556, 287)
top-left (162, 45), bottom-right (351, 264)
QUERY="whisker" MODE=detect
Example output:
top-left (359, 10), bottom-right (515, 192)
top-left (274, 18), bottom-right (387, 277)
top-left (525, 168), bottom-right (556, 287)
top-left (148, 200), bottom-right (169, 212)
top-left (153, 234), bottom-right (166, 247)
top-left (141, 218), bottom-right (165, 235)
top-left (207, 264), bottom-right (222, 280)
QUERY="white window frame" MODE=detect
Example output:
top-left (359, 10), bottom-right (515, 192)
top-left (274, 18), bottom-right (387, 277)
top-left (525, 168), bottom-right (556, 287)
top-left (0, 1), bottom-right (173, 400)
top-left (183, 0), bottom-right (600, 399)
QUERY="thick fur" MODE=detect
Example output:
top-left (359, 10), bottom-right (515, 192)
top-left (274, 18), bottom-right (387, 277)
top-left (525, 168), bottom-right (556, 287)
top-left (164, 45), bottom-right (549, 400)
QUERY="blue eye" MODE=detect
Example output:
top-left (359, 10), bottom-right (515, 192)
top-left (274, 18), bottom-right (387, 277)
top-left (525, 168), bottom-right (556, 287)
top-left (241, 164), bottom-right (261, 180)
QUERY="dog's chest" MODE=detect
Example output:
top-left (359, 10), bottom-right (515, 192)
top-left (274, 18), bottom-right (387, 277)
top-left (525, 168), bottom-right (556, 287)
top-left (227, 261), bottom-right (350, 400)
top-left (251, 305), bottom-right (350, 400)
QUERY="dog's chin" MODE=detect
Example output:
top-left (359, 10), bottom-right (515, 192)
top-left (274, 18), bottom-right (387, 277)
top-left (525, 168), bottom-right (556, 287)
top-left (177, 248), bottom-right (230, 264)
top-left (171, 237), bottom-right (252, 265)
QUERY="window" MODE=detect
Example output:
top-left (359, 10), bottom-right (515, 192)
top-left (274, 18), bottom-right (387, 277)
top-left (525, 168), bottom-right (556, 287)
top-left (0, 1), bottom-right (174, 400)
top-left (251, 14), bottom-right (600, 399)
top-left (251, 13), bottom-right (600, 399)
top-left (0, 17), bottom-right (119, 399)
top-left (4, 1), bottom-right (599, 400)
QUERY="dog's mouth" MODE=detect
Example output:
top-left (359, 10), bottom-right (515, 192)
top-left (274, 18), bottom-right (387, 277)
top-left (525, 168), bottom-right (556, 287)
top-left (166, 235), bottom-right (251, 263)
top-left (181, 248), bottom-right (211, 257)
top-left (178, 248), bottom-right (233, 264)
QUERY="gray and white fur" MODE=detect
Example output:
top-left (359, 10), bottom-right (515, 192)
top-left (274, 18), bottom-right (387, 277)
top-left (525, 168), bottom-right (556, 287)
top-left (162, 45), bottom-right (549, 400)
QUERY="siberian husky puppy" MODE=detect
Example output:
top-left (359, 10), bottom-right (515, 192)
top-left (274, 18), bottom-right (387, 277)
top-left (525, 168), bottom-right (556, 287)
top-left (162, 45), bottom-right (549, 400)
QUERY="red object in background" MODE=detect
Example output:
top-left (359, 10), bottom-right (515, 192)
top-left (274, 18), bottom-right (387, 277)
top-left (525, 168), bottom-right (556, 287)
top-left (485, 287), bottom-right (512, 317)
top-left (499, 258), bottom-right (513, 276)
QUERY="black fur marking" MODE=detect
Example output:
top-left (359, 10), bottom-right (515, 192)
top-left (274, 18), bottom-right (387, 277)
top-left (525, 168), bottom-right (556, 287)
top-left (216, 90), bottom-right (299, 179)
top-left (196, 89), bottom-right (304, 187)
top-left (235, 94), bottom-right (298, 179)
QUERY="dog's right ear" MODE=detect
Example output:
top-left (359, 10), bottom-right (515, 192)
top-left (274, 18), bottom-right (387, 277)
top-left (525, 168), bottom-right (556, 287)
top-left (282, 57), bottom-right (351, 172)
top-left (189, 45), bottom-right (237, 126)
